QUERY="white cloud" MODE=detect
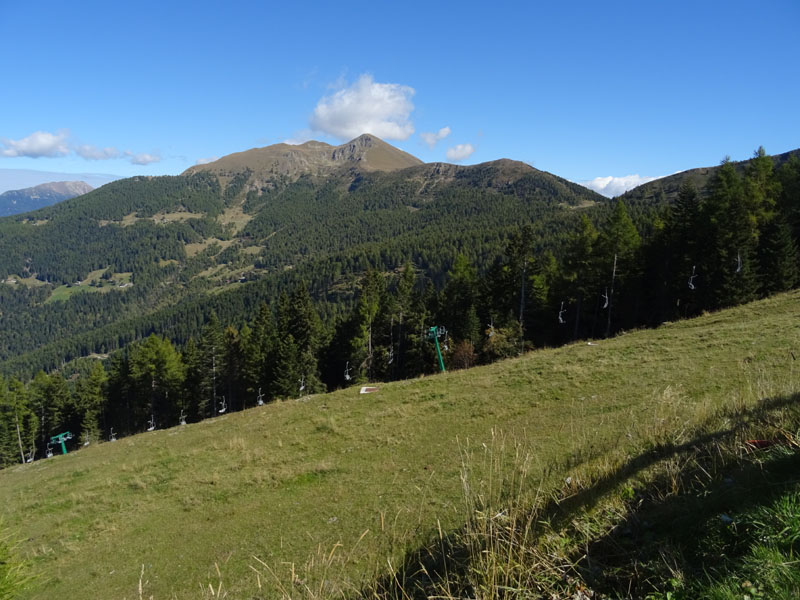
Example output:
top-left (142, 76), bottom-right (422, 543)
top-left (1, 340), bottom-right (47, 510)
top-left (284, 129), bottom-right (314, 145)
top-left (0, 130), bottom-right (70, 158)
top-left (310, 74), bottom-right (415, 141)
top-left (446, 143), bottom-right (476, 162)
top-left (420, 126), bottom-right (451, 149)
top-left (581, 174), bottom-right (661, 197)
top-left (75, 144), bottom-right (122, 160)
top-left (195, 156), bottom-right (219, 165)
top-left (126, 152), bottom-right (161, 165)
top-left (0, 129), bottom-right (161, 167)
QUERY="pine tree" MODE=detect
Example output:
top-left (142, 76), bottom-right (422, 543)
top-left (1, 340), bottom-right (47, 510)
top-left (128, 335), bottom-right (184, 429)
top-left (758, 215), bottom-right (799, 295)
top-left (251, 302), bottom-right (277, 399)
top-left (286, 283), bottom-right (324, 393)
top-left (199, 312), bottom-right (224, 418)
top-left (74, 362), bottom-right (106, 443)
top-left (442, 255), bottom-right (480, 345)
top-left (0, 377), bottom-right (36, 465)
top-left (181, 337), bottom-right (204, 422)
top-left (271, 334), bottom-right (300, 398)
top-left (703, 160), bottom-right (758, 308)
top-left (665, 181), bottom-right (702, 317)
top-left (222, 325), bottom-right (243, 410)
top-left (560, 215), bottom-right (601, 340)
top-left (237, 323), bottom-right (260, 404)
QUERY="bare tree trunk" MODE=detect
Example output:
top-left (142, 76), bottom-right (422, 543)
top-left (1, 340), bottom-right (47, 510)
top-left (14, 409), bottom-right (25, 464)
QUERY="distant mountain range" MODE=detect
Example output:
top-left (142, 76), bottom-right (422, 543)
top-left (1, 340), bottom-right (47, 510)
top-left (0, 180), bottom-right (94, 216)
top-left (0, 168), bottom-right (119, 194)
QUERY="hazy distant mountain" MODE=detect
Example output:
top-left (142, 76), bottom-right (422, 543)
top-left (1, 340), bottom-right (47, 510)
top-left (0, 181), bottom-right (94, 216)
top-left (0, 168), bottom-right (120, 194)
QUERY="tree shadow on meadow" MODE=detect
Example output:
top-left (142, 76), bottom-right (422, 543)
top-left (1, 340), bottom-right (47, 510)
top-left (357, 391), bottom-right (800, 599)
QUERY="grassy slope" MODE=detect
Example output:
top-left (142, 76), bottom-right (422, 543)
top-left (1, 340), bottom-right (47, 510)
top-left (1, 291), bottom-right (798, 599)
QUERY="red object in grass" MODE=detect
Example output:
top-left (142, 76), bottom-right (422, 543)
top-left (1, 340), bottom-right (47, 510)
top-left (745, 439), bottom-right (775, 449)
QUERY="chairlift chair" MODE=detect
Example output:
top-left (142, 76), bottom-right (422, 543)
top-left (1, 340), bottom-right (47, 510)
top-left (257, 387), bottom-right (264, 406)
top-left (218, 397), bottom-right (227, 414)
top-left (688, 265), bottom-right (697, 290)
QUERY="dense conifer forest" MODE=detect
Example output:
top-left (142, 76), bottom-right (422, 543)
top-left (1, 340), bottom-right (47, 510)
top-left (1, 147), bottom-right (798, 466)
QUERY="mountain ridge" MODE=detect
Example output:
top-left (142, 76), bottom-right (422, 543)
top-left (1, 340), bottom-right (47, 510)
top-left (183, 133), bottom-right (423, 182)
top-left (618, 147), bottom-right (800, 206)
top-left (0, 180), bottom-right (93, 216)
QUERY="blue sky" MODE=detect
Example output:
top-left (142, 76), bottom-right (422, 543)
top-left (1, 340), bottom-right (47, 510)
top-left (1, 0), bottom-right (798, 195)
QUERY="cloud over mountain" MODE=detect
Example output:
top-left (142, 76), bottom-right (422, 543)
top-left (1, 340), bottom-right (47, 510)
top-left (581, 174), bottom-right (660, 197)
top-left (420, 126), bottom-right (451, 149)
top-left (310, 74), bottom-right (415, 141)
top-left (446, 143), bottom-right (476, 162)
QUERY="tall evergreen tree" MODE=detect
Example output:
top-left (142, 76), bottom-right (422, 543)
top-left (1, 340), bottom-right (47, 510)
top-left (128, 335), bottom-right (184, 429)
top-left (703, 159), bottom-right (758, 308)
top-left (74, 361), bottom-right (106, 443)
top-left (250, 302), bottom-right (277, 399)
top-left (560, 215), bottom-right (601, 340)
top-left (758, 214), bottom-right (799, 295)
top-left (442, 255), bottom-right (480, 345)
top-left (665, 181), bottom-right (703, 317)
top-left (221, 325), bottom-right (243, 411)
top-left (597, 199), bottom-right (642, 335)
top-left (181, 337), bottom-right (204, 422)
top-left (198, 312), bottom-right (224, 418)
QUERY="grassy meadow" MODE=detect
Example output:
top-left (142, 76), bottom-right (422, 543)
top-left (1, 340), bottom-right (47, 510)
top-left (0, 290), bottom-right (798, 598)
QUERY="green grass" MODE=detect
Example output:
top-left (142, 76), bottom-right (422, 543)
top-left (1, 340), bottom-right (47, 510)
top-left (0, 290), bottom-right (798, 599)
top-left (44, 272), bottom-right (132, 303)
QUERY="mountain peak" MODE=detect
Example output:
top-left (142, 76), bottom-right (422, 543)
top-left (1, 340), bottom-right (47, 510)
top-left (185, 134), bottom-right (422, 181)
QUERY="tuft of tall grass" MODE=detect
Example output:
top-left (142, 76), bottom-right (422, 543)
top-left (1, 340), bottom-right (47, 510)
top-left (0, 521), bottom-right (33, 600)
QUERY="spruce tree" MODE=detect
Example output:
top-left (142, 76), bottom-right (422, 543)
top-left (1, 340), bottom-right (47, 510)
top-left (199, 312), bottom-right (224, 418)
top-left (75, 362), bottom-right (106, 443)
top-left (561, 215), bottom-right (600, 340)
top-left (758, 215), bottom-right (799, 295)
top-left (704, 160), bottom-right (759, 308)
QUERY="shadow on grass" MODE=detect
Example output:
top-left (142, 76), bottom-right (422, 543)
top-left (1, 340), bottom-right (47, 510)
top-left (357, 392), bottom-right (800, 599)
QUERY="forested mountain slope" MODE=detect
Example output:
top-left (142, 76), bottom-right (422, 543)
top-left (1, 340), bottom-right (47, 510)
top-left (0, 136), bottom-right (605, 376)
top-left (618, 148), bottom-right (800, 210)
